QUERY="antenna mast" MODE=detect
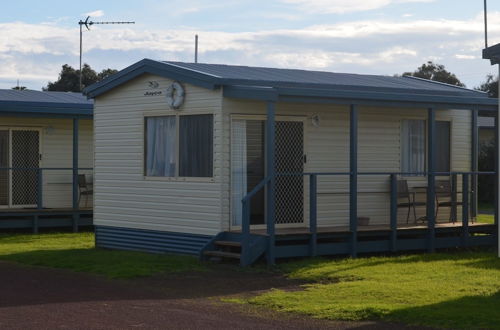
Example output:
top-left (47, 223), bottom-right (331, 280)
top-left (78, 16), bottom-right (135, 91)
top-left (195, 34), bottom-right (199, 63)
top-left (484, 0), bottom-right (488, 48)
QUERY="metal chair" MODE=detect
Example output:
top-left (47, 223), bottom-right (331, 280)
top-left (435, 179), bottom-right (463, 223)
top-left (397, 179), bottom-right (426, 223)
top-left (78, 174), bottom-right (93, 207)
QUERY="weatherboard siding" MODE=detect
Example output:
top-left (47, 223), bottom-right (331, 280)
top-left (221, 98), bottom-right (471, 228)
top-left (0, 117), bottom-right (93, 208)
top-left (93, 73), bottom-right (224, 236)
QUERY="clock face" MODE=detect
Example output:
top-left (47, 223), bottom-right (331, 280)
top-left (166, 81), bottom-right (185, 110)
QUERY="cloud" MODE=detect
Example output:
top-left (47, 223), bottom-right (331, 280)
top-left (1, 11), bottom-right (499, 89)
top-left (280, 0), bottom-right (436, 14)
top-left (455, 54), bottom-right (477, 60)
top-left (84, 10), bottom-right (104, 18)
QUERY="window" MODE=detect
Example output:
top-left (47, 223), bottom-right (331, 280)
top-left (401, 119), bottom-right (451, 175)
top-left (435, 121), bottom-right (450, 173)
top-left (401, 119), bottom-right (425, 175)
top-left (145, 114), bottom-right (213, 178)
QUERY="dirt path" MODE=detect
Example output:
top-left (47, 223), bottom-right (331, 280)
top-left (0, 262), bottom-right (429, 329)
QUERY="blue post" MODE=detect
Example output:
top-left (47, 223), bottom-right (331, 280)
top-left (462, 173), bottom-right (469, 247)
top-left (72, 117), bottom-right (79, 233)
top-left (495, 111), bottom-right (499, 238)
top-left (309, 174), bottom-right (317, 256)
top-left (266, 101), bottom-right (276, 265)
top-left (37, 168), bottom-right (43, 210)
top-left (427, 107), bottom-right (436, 253)
top-left (390, 173), bottom-right (397, 252)
top-left (471, 109), bottom-right (478, 219)
top-left (241, 199), bottom-right (251, 266)
top-left (32, 216), bottom-right (38, 234)
top-left (349, 104), bottom-right (358, 258)
top-left (451, 173), bottom-right (457, 223)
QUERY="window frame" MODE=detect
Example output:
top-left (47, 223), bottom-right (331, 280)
top-left (143, 113), bottom-right (215, 182)
top-left (400, 119), bottom-right (452, 177)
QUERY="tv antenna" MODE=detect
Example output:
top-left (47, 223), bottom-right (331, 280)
top-left (484, 0), bottom-right (488, 48)
top-left (78, 16), bottom-right (135, 91)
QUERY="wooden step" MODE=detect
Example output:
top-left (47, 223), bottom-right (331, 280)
top-left (214, 240), bottom-right (241, 247)
top-left (203, 250), bottom-right (241, 259)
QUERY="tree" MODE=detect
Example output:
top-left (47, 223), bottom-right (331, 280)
top-left (402, 61), bottom-right (465, 87)
top-left (44, 64), bottom-right (118, 92)
top-left (476, 74), bottom-right (498, 98)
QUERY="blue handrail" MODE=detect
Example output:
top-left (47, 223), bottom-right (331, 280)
top-left (239, 169), bottom-right (495, 263)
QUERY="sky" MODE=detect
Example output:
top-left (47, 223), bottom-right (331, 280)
top-left (1, 0), bottom-right (500, 90)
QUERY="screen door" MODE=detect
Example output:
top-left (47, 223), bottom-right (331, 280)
top-left (0, 130), bottom-right (9, 207)
top-left (231, 118), bottom-right (304, 227)
top-left (8, 129), bottom-right (40, 207)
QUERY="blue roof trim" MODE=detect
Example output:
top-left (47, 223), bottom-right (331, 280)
top-left (83, 59), bottom-right (219, 98)
top-left (223, 85), bottom-right (497, 110)
top-left (0, 100), bottom-right (93, 118)
top-left (277, 87), bottom-right (498, 107)
top-left (223, 85), bottom-right (278, 101)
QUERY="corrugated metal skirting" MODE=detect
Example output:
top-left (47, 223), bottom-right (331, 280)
top-left (95, 226), bottom-right (213, 255)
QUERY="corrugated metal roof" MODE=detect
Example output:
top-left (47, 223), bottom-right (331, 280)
top-left (83, 58), bottom-right (497, 110)
top-left (0, 89), bottom-right (92, 104)
top-left (163, 61), bottom-right (483, 97)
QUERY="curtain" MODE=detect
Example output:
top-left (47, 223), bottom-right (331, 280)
top-left (231, 119), bottom-right (247, 226)
top-left (179, 115), bottom-right (213, 177)
top-left (401, 120), bottom-right (425, 175)
top-left (146, 116), bottom-right (176, 176)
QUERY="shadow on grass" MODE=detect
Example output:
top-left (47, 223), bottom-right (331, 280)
top-left (386, 291), bottom-right (500, 330)
top-left (0, 248), bottom-right (304, 308)
top-left (278, 249), bottom-right (500, 283)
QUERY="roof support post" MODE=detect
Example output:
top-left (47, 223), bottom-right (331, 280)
top-left (471, 108), bottom-right (478, 219)
top-left (72, 117), bottom-right (80, 233)
top-left (266, 100), bottom-right (276, 265)
top-left (427, 107), bottom-right (436, 253)
top-left (496, 66), bottom-right (500, 255)
top-left (349, 104), bottom-right (358, 258)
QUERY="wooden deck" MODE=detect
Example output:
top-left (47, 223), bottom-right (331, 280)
top-left (0, 207), bottom-right (92, 215)
top-left (0, 207), bottom-right (93, 232)
top-left (232, 221), bottom-right (494, 236)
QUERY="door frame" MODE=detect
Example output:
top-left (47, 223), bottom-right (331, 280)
top-left (0, 127), bottom-right (43, 209)
top-left (229, 114), bottom-right (308, 231)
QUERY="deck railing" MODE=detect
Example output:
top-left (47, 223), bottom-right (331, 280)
top-left (241, 171), bottom-right (496, 263)
top-left (0, 167), bottom-right (93, 211)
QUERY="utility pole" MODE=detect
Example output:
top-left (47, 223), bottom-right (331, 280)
top-left (195, 34), bottom-right (199, 63)
top-left (78, 16), bottom-right (135, 91)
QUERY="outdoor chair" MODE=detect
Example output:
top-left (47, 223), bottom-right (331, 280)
top-left (397, 179), bottom-right (426, 223)
top-left (435, 179), bottom-right (464, 223)
top-left (78, 174), bottom-right (93, 207)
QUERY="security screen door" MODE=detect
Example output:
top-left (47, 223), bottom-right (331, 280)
top-left (0, 129), bottom-right (40, 207)
top-left (231, 118), bottom-right (304, 227)
top-left (0, 130), bottom-right (8, 207)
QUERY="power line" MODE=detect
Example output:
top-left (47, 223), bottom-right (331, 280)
top-left (78, 16), bottom-right (135, 91)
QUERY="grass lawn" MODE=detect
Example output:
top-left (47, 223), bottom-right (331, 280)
top-left (477, 213), bottom-right (494, 224)
top-left (0, 231), bottom-right (205, 278)
top-left (244, 251), bottom-right (500, 329)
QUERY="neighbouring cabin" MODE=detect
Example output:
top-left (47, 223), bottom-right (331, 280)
top-left (0, 90), bottom-right (94, 232)
top-left (86, 59), bottom-right (498, 265)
